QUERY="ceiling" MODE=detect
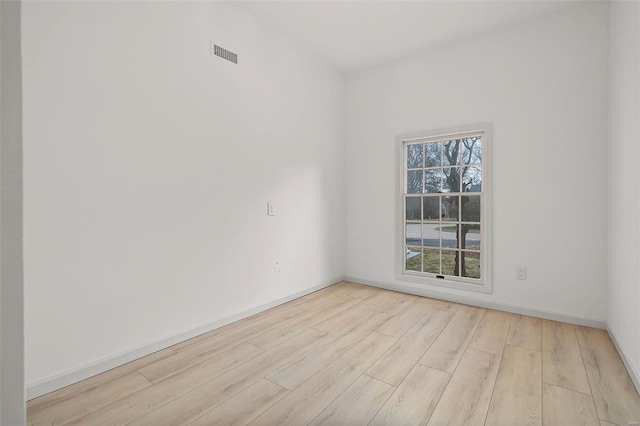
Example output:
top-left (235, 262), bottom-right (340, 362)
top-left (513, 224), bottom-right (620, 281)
top-left (238, 0), bottom-right (580, 72)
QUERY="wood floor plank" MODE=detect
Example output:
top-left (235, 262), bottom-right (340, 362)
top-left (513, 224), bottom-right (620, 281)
top-left (313, 303), bottom-right (375, 334)
top-left (138, 295), bottom-right (338, 383)
top-left (139, 335), bottom-right (252, 383)
top-left (575, 326), bottom-right (640, 425)
top-left (386, 293), bottom-right (420, 316)
top-left (169, 305), bottom-right (299, 354)
top-left (599, 421), bottom-right (618, 426)
top-left (249, 296), bottom-right (362, 351)
top-left (507, 314), bottom-right (542, 352)
top-left (66, 342), bottom-right (265, 426)
top-left (267, 311), bottom-right (391, 390)
top-left (419, 305), bottom-right (485, 373)
top-left (367, 291), bottom-right (418, 315)
top-left (427, 348), bottom-right (501, 425)
top-left (542, 320), bottom-right (591, 395)
top-left (298, 281), bottom-right (362, 301)
top-left (309, 375), bottom-right (395, 426)
top-left (347, 284), bottom-right (381, 299)
top-left (469, 309), bottom-right (513, 355)
top-left (485, 345), bottom-right (542, 425)
top-left (299, 282), bottom-right (364, 303)
top-left (426, 298), bottom-right (461, 313)
top-left (251, 332), bottom-right (397, 426)
top-left (28, 372), bottom-right (151, 426)
top-left (127, 329), bottom-right (327, 426)
top-left (377, 297), bottom-right (432, 338)
top-left (169, 284), bottom-right (352, 354)
top-left (169, 326), bottom-right (237, 354)
top-left (370, 364), bottom-right (450, 426)
top-left (27, 347), bottom-right (175, 415)
top-left (329, 281), bottom-right (359, 290)
top-left (168, 303), bottom-right (316, 354)
top-left (187, 379), bottom-right (289, 426)
top-left (542, 383), bottom-right (599, 426)
top-left (367, 309), bottom-right (453, 386)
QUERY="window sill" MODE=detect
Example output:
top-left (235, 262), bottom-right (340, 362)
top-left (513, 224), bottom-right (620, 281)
top-left (396, 271), bottom-right (493, 294)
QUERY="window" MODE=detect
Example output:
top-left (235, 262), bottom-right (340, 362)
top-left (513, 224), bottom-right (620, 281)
top-left (397, 124), bottom-right (492, 293)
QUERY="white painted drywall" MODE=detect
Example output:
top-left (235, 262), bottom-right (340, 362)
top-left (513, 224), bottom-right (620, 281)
top-left (0, 0), bottom-right (26, 423)
top-left (607, 0), bottom-right (640, 380)
top-left (344, 3), bottom-right (609, 322)
top-left (22, 1), bottom-right (344, 387)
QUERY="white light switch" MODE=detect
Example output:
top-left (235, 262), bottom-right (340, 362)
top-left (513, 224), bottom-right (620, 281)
top-left (267, 203), bottom-right (275, 216)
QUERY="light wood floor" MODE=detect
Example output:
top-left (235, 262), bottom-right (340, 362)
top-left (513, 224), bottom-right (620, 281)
top-left (28, 282), bottom-right (640, 426)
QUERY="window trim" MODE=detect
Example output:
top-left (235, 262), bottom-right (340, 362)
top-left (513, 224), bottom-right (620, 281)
top-left (395, 123), bottom-right (493, 294)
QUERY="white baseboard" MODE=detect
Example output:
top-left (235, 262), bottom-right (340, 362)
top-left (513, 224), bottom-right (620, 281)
top-left (607, 324), bottom-right (640, 396)
top-left (343, 275), bottom-right (607, 329)
top-left (26, 277), bottom-right (341, 400)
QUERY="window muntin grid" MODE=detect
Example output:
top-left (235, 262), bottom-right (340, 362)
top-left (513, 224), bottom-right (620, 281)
top-left (403, 134), bottom-right (484, 282)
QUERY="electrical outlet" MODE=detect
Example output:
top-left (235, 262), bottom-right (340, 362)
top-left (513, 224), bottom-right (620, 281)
top-left (516, 266), bottom-right (527, 280)
top-left (267, 203), bottom-right (275, 216)
top-left (273, 262), bottom-right (281, 273)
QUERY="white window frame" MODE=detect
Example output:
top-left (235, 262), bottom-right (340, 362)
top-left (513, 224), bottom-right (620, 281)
top-left (396, 123), bottom-right (493, 293)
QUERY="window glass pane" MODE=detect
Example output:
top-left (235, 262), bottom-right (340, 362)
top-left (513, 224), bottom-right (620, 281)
top-left (461, 137), bottom-right (482, 165)
top-left (441, 196), bottom-right (459, 221)
top-left (440, 223), bottom-right (459, 248)
top-left (442, 167), bottom-right (460, 193)
top-left (407, 144), bottom-right (423, 169)
top-left (461, 195), bottom-right (481, 222)
top-left (463, 251), bottom-right (481, 279)
top-left (406, 197), bottom-right (421, 221)
top-left (423, 197), bottom-right (439, 221)
top-left (406, 223), bottom-right (421, 247)
top-left (422, 223), bottom-right (440, 248)
top-left (424, 169), bottom-right (441, 193)
top-left (407, 170), bottom-right (423, 193)
top-left (463, 224), bottom-right (481, 250)
top-left (423, 249), bottom-right (440, 274)
top-left (443, 139), bottom-right (461, 166)
top-left (462, 166), bottom-right (482, 192)
top-left (441, 250), bottom-right (459, 276)
top-left (424, 142), bottom-right (440, 168)
top-left (406, 247), bottom-right (422, 272)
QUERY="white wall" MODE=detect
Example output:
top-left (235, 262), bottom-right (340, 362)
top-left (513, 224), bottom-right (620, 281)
top-left (607, 0), bottom-right (640, 384)
top-left (344, 3), bottom-right (609, 323)
top-left (22, 1), bottom-right (344, 390)
top-left (0, 0), bottom-right (26, 423)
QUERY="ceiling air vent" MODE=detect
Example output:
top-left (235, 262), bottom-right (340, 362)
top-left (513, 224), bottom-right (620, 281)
top-left (213, 44), bottom-right (238, 64)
